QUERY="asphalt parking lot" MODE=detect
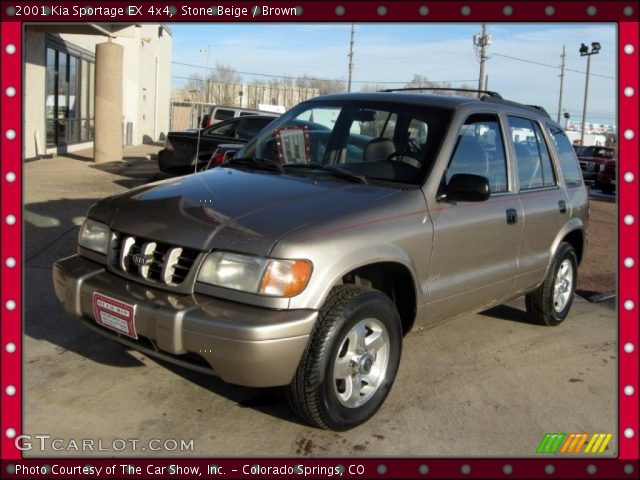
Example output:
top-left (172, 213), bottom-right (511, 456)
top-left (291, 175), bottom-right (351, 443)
top-left (23, 149), bottom-right (617, 457)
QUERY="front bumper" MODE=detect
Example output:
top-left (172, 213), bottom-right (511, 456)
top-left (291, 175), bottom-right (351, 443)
top-left (53, 255), bottom-right (317, 387)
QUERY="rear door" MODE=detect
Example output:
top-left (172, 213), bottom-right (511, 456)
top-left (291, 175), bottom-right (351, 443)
top-left (427, 113), bottom-right (523, 320)
top-left (506, 115), bottom-right (570, 292)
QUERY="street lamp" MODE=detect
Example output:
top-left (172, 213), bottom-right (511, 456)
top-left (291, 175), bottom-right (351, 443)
top-left (579, 42), bottom-right (601, 145)
top-left (200, 45), bottom-right (212, 103)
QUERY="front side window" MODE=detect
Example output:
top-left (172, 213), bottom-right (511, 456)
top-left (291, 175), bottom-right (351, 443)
top-left (509, 116), bottom-right (555, 191)
top-left (237, 102), bottom-right (452, 185)
top-left (444, 113), bottom-right (508, 194)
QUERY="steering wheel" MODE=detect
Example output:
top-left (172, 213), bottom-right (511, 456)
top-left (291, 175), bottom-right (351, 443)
top-left (386, 151), bottom-right (422, 169)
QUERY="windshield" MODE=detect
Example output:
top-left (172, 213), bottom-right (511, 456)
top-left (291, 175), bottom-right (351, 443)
top-left (235, 100), bottom-right (452, 185)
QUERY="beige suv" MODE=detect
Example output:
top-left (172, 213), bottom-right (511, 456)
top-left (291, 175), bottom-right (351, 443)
top-left (54, 90), bottom-right (588, 430)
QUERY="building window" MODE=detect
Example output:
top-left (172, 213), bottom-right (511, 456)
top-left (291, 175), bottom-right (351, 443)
top-left (45, 41), bottom-right (94, 148)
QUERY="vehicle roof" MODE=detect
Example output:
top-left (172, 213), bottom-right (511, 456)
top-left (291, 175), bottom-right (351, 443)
top-left (305, 92), bottom-right (558, 124)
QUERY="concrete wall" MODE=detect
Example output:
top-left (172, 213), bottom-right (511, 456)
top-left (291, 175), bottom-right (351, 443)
top-left (23, 24), bottom-right (172, 159)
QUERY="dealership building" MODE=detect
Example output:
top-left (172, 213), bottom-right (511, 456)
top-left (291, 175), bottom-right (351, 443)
top-left (23, 23), bottom-right (172, 161)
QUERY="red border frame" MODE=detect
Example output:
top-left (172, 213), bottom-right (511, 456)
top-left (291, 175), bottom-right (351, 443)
top-left (1, 2), bottom-right (638, 477)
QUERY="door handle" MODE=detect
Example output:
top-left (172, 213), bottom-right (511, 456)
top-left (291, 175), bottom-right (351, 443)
top-left (558, 200), bottom-right (567, 214)
top-left (506, 208), bottom-right (518, 225)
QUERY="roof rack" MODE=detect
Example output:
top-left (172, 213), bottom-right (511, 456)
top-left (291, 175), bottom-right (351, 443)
top-left (480, 96), bottom-right (552, 119)
top-left (379, 87), bottom-right (503, 99)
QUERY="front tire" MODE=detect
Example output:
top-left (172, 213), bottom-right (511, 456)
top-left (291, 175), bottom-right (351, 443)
top-left (288, 285), bottom-right (402, 430)
top-left (525, 242), bottom-right (578, 326)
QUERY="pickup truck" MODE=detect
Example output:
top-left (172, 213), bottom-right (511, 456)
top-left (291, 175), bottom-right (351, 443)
top-left (158, 114), bottom-right (278, 173)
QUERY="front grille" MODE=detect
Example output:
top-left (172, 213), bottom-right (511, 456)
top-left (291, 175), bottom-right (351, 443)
top-left (110, 232), bottom-right (200, 287)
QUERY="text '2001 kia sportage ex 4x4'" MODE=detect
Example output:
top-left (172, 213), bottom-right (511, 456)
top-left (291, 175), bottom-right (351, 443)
top-left (54, 90), bottom-right (588, 431)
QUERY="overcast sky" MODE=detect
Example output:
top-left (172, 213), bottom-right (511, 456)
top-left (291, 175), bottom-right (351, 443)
top-left (169, 23), bottom-right (617, 126)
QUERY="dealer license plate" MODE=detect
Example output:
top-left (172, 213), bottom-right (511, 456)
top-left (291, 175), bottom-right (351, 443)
top-left (92, 292), bottom-right (138, 339)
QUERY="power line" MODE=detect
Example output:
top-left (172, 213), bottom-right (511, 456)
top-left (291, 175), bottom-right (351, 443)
top-left (491, 53), bottom-right (615, 80)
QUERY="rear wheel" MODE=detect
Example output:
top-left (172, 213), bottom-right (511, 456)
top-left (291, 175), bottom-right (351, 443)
top-left (288, 285), bottom-right (402, 430)
top-left (525, 242), bottom-right (578, 326)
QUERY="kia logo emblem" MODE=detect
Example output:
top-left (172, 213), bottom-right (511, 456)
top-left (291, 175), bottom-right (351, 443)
top-left (132, 253), bottom-right (151, 266)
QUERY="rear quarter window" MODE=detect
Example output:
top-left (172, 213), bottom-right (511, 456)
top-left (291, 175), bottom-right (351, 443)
top-left (214, 109), bottom-right (235, 121)
top-left (548, 124), bottom-right (583, 187)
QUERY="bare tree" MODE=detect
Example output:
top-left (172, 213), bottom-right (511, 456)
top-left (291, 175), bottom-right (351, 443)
top-left (296, 75), bottom-right (346, 95)
top-left (359, 83), bottom-right (388, 92)
top-left (207, 62), bottom-right (243, 105)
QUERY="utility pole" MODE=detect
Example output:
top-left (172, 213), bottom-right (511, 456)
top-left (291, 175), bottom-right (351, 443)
top-left (200, 45), bottom-right (211, 103)
top-left (557, 45), bottom-right (566, 123)
top-left (474, 24), bottom-right (491, 98)
top-left (347, 24), bottom-right (355, 93)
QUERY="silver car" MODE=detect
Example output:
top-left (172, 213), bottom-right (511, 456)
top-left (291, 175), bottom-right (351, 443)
top-left (53, 91), bottom-right (588, 430)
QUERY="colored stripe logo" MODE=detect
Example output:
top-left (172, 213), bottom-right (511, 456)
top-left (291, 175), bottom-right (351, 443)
top-left (537, 433), bottom-right (613, 454)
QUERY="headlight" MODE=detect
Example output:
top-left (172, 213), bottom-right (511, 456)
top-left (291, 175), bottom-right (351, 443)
top-left (197, 251), bottom-right (312, 297)
top-left (78, 218), bottom-right (110, 255)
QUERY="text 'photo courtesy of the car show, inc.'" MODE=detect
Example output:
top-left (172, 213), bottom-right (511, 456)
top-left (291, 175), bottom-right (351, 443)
top-left (0, 1), bottom-right (638, 480)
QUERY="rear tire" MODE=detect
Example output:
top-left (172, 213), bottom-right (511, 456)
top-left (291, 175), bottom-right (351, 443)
top-left (525, 242), bottom-right (578, 326)
top-left (288, 285), bottom-right (402, 430)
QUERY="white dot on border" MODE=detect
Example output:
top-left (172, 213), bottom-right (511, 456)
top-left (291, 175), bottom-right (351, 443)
top-left (5, 343), bottom-right (16, 353)
top-left (624, 300), bottom-right (635, 311)
top-left (624, 87), bottom-right (635, 97)
top-left (586, 6), bottom-right (597, 15)
top-left (503, 6), bottom-right (513, 16)
top-left (5, 44), bottom-right (16, 54)
top-left (623, 6), bottom-right (635, 16)
top-left (418, 5), bottom-right (429, 16)
top-left (623, 428), bottom-right (635, 439)
top-left (5, 385), bottom-right (16, 396)
top-left (545, 6), bottom-right (555, 15)
top-left (335, 5), bottom-right (345, 16)
top-left (624, 215), bottom-right (635, 225)
top-left (503, 464), bottom-right (513, 475)
top-left (624, 343), bottom-right (635, 353)
top-left (624, 385), bottom-right (635, 396)
top-left (377, 5), bottom-right (387, 16)
top-left (5, 129), bottom-right (16, 140)
top-left (624, 257), bottom-right (635, 268)
top-left (624, 129), bottom-right (635, 140)
top-left (5, 428), bottom-right (16, 439)
top-left (461, 5), bottom-right (471, 15)
top-left (545, 464), bottom-right (555, 475)
top-left (586, 464), bottom-right (597, 475)
top-left (624, 44), bottom-right (635, 55)
top-left (5, 215), bottom-right (16, 225)
top-left (5, 300), bottom-right (16, 311)
top-left (5, 86), bottom-right (16, 97)
top-left (624, 172), bottom-right (635, 183)
top-left (5, 171), bottom-right (16, 183)
top-left (6, 257), bottom-right (17, 268)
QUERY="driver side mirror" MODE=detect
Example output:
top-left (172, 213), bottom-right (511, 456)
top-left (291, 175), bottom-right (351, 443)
top-left (441, 173), bottom-right (490, 202)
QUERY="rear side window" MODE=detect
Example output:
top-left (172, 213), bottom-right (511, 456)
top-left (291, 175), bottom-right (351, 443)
top-left (239, 112), bottom-right (257, 117)
top-left (213, 109), bottom-right (235, 121)
top-left (508, 116), bottom-right (555, 191)
top-left (548, 124), bottom-right (583, 187)
top-left (445, 113), bottom-right (508, 194)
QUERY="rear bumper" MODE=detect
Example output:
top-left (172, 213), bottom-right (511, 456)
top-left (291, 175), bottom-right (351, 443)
top-left (53, 255), bottom-right (317, 387)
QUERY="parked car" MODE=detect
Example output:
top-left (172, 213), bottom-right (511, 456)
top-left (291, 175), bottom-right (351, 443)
top-left (573, 145), bottom-right (616, 182)
top-left (596, 157), bottom-right (616, 194)
top-left (157, 114), bottom-right (278, 173)
top-left (207, 105), bottom-right (276, 125)
top-left (54, 91), bottom-right (588, 430)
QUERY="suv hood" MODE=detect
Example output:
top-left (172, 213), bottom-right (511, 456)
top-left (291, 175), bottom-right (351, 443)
top-left (89, 168), bottom-right (406, 256)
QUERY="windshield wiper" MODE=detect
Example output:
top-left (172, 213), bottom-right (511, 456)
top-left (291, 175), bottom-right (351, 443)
top-left (284, 163), bottom-right (368, 185)
top-left (223, 157), bottom-right (284, 173)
